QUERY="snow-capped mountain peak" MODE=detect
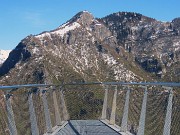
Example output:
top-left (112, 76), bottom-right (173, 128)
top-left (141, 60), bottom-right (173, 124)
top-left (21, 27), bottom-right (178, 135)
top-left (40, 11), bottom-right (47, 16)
top-left (35, 11), bottom-right (95, 40)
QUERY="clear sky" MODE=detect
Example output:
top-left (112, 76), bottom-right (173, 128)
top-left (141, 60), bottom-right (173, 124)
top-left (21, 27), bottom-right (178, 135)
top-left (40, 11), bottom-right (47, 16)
top-left (0, 0), bottom-right (180, 50)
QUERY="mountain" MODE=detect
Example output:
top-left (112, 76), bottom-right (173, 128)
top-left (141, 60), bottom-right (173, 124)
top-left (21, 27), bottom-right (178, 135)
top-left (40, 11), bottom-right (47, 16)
top-left (0, 11), bottom-right (179, 85)
top-left (0, 50), bottom-right (11, 65)
top-left (100, 12), bottom-right (180, 81)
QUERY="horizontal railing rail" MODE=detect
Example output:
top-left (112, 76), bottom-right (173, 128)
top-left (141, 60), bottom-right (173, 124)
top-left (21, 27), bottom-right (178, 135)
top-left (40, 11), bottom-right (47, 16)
top-left (1, 81), bottom-right (180, 90)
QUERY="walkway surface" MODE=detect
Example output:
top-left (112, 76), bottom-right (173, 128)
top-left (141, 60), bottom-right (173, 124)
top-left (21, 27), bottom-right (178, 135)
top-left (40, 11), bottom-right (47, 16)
top-left (53, 120), bottom-right (121, 135)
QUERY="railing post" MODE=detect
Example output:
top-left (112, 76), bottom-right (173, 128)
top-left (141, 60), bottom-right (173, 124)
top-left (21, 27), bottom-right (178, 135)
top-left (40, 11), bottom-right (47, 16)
top-left (52, 87), bottom-right (62, 126)
top-left (41, 89), bottom-right (52, 133)
top-left (110, 85), bottom-right (118, 125)
top-left (137, 86), bottom-right (148, 135)
top-left (59, 87), bottom-right (69, 121)
top-left (5, 93), bottom-right (18, 135)
top-left (163, 87), bottom-right (173, 135)
top-left (101, 85), bottom-right (108, 120)
top-left (28, 90), bottom-right (39, 135)
top-left (121, 86), bottom-right (130, 132)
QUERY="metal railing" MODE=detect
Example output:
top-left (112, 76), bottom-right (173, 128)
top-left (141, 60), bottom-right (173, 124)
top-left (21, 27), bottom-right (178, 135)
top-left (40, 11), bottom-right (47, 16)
top-left (0, 82), bottom-right (180, 135)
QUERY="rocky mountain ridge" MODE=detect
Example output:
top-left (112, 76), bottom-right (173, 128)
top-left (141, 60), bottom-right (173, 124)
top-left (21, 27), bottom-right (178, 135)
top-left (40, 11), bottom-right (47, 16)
top-left (100, 12), bottom-right (180, 81)
top-left (0, 11), bottom-right (179, 85)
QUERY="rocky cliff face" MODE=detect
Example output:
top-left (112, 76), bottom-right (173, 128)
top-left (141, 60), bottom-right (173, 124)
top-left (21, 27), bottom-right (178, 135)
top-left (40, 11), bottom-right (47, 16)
top-left (100, 12), bottom-right (180, 81)
top-left (0, 11), bottom-right (179, 85)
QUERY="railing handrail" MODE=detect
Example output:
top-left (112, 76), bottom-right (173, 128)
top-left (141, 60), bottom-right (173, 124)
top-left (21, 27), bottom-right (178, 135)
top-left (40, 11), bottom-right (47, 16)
top-left (0, 82), bottom-right (180, 90)
top-left (66, 81), bottom-right (180, 87)
top-left (0, 84), bottom-right (56, 90)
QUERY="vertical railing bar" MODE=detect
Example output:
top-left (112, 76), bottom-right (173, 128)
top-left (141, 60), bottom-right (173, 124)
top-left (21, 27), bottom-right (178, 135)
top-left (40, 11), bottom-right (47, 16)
top-left (137, 86), bottom-right (148, 135)
top-left (163, 87), bottom-right (173, 135)
top-left (101, 85), bottom-right (108, 120)
top-left (110, 85), bottom-right (118, 125)
top-left (59, 86), bottom-right (69, 121)
top-left (28, 89), bottom-right (39, 135)
top-left (5, 92), bottom-right (18, 135)
top-left (41, 88), bottom-right (53, 133)
top-left (121, 86), bottom-right (130, 132)
top-left (52, 87), bottom-right (62, 126)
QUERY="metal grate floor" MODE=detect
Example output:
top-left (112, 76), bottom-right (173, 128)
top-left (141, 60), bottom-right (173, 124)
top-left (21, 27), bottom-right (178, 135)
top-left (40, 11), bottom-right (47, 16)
top-left (54, 120), bottom-right (121, 135)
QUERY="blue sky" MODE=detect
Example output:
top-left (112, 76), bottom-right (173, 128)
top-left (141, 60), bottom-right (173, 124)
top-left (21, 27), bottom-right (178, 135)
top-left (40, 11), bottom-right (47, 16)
top-left (0, 0), bottom-right (180, 50)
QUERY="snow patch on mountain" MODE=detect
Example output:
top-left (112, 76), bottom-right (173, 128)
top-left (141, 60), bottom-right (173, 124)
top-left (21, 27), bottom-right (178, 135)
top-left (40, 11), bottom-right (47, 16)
top-left (173, 41), bottom-right (180, 51)
top-left (102, 54), bottom-right (136, 81)
top-left (35, 22), bottom-right (81, 40)
top-left (0, 50), bottom-right (11, 65)
top-left (53, 22), bottom-right (81, 35)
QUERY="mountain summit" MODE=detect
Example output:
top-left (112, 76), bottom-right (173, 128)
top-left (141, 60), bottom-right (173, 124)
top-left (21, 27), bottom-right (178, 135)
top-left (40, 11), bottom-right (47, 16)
top-left (68, 10), bottom-right (94, 25)
top-left (0, 11), bottom-right (179, 85)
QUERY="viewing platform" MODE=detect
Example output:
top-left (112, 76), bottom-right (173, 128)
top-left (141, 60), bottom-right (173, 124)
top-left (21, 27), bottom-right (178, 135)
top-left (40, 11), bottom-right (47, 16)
top-left (0, 82), bottom-right (180, 135)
